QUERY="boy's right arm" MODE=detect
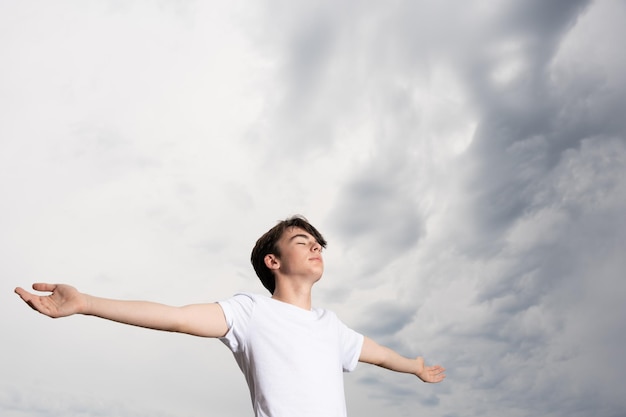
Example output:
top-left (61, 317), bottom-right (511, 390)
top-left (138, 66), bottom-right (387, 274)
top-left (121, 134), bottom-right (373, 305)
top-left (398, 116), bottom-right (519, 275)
top-left (14, 283), bottom-right (229, 338)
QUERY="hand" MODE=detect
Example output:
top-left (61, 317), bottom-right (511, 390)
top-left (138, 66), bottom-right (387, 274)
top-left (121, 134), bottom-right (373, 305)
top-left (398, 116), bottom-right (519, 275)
top-left (414, 356), bottom-right (446, 383)
top-left (15, 283), bottom-right (86, 318)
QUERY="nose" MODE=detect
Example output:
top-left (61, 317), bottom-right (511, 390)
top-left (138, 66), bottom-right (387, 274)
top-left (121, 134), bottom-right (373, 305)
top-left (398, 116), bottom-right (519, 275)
top-left (312, 241), bottom-right (321, 252)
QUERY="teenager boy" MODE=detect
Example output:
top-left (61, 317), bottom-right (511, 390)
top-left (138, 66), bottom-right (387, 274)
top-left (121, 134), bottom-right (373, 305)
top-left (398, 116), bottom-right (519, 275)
top-left (15, 216), bottom-right (445, 417)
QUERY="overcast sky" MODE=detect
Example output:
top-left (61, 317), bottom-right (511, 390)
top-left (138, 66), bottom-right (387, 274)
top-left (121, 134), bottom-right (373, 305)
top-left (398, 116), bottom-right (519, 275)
top-left (2, 0), bottom-right (625, 416)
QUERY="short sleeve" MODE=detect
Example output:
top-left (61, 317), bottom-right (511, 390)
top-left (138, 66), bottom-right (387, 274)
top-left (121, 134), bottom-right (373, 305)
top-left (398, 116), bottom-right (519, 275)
top-left (218, 293), bottom-right (256, 353)
top-left (338, 318), bottom-right (364, 372)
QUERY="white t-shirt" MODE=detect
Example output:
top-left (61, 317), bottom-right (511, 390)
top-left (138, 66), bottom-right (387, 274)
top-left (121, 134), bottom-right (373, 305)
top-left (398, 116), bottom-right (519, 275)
top-left (218, 293), bottom-right (364, 417)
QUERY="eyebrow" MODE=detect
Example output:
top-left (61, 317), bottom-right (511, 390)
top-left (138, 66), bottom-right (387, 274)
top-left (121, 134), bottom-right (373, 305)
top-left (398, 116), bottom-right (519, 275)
top-left (289, 233), bottom-right (311, 242)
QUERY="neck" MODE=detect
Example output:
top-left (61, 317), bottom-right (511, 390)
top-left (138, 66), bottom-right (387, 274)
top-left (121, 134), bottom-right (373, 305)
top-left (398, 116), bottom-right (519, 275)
top-left (271, 283), bottom-right (313, 311)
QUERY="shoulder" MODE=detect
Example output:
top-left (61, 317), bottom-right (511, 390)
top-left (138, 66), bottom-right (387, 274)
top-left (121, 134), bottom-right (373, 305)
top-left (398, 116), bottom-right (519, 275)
top-left (218, 292), bottom-right (266, 323)
top-left (219, 292), bottom-right (266, 305)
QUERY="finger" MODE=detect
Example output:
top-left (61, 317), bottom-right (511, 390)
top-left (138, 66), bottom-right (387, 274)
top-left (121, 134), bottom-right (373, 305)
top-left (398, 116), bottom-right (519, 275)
top-left (25, 296), bottom-right (52, 315)
top-left (32, 283), bottom-right (57, 293)
top-left (15, 288), bottom-right (57, 316)
top-left (21, 294), bottom-right (44, 312)
top-left (14, 287), bottom-right (34, 301)
top-left (25, 299), bottom-right (41, 312)
top-left (429, 373), bottom-right (445, 382)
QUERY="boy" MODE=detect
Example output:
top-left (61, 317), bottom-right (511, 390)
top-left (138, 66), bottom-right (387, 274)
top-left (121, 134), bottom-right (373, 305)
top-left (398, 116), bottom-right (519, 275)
top-left (15, 216), bottom-right (445, 417)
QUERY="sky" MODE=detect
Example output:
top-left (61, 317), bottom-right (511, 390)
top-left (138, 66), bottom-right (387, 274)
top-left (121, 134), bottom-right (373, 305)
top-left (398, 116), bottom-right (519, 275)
top-left (1, 0), bottom-right (625, 416)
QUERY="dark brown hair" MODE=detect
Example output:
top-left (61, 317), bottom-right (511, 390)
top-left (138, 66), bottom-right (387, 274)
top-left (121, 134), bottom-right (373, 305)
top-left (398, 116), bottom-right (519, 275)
top-left (251, 215), bottom-right (327, 294)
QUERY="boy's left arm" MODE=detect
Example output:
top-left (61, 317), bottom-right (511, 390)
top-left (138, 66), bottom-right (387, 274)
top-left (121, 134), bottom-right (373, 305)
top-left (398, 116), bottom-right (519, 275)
top-left (359, 336), bottom-right (446, 383)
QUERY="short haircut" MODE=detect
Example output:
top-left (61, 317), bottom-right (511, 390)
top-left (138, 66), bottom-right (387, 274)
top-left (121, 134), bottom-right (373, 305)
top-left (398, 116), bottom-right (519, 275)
top-left (251, 215), bottom-right (327, 294)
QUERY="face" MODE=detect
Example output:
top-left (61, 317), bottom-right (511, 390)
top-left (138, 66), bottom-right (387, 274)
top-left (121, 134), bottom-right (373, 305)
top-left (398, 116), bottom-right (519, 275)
top-left (268, 226), bottom-right (324, 280)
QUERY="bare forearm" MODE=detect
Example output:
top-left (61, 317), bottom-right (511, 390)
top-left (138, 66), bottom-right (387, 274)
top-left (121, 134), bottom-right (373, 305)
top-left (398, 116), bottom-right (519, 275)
top-left (367, 343), bottom-right (419, 374)
top-left (359, 337), bottom-right (446, 383)
top-left (82, 294), bottom-right (184, 332)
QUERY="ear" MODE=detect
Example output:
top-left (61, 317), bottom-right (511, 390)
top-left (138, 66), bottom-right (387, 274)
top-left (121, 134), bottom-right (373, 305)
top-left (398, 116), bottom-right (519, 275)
top-left (264, 254), bottom-right (280, 270)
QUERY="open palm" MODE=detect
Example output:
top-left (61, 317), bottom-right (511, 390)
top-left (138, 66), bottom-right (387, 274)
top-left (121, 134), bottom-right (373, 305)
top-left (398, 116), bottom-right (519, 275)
top-left (15, 283), bottom-right (85, 318)
top-left (415, 356), bottom-right (446, 383)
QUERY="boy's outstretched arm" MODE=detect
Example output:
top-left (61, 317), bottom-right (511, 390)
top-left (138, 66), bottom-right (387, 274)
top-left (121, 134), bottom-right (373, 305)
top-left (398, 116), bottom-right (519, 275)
top-left (14, 283), bottom-right (229, 338)
top-left (359, 336), bottom-right (446, 383)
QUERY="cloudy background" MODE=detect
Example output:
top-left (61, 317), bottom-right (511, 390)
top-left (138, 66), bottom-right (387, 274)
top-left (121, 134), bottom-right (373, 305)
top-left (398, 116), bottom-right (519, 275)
top-left (2, 0), bottom-right (625, 416)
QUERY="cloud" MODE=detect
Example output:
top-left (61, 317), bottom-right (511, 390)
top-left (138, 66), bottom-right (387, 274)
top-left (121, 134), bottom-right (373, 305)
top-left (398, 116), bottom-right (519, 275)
top-left (354, 300), bottom-right (416, 340)
top-left (317, 2), bottom-right (626, 416)
top-left (329, 174), bottom-right (425, 276)
top-left (2, 1), bottom-right (625, 417)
